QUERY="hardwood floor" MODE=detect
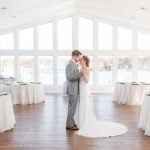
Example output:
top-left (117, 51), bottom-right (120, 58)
top-left (0, 94), bottom-right (150, 150)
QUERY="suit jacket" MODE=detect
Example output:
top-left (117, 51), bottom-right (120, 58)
top-left (66, 60), bottom-right (82, 95)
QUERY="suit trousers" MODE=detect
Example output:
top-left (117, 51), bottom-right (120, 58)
top-left (66, 94), bottom-right (78, 127)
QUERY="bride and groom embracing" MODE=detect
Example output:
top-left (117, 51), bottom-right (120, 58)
top-left (65, 50), bottom-right (128, 138)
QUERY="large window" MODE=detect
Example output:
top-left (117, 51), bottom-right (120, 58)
top-left (1, 56), bottom-right (14, 77)
top-left (117, 57), bottom-right (132, 82)
top-left (98, 22), bottom-right (112, 49)
top-left (98, 56), bottom-right (113, 85)
top-left (39, 56), bottom-right (53, 85)
top-left (138, 57), bottom-right (150, 82)
top-left (0, 33), bottom-right (14, 49)
top-left (57, 56), bottom-right (71, 85)
top-left (79, 17), bottom-right (93, 49)
top-left (18, 28), bottom-right (33, 50)
top-left (38, 23), bottom-right (53, 50)
top-left (138, 32), bottom-right (150, 49)
top-left (19, 56), bottom-right (34, 82)
top-left (1, 16), bottom-right (150, 92)
top-left (118, 27), bottom-right (132, 50)
top-left (58, 17), bottom-right (72, 50)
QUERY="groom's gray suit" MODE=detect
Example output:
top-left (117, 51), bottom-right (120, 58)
top-left (66, 60), bottom-right (82, 127)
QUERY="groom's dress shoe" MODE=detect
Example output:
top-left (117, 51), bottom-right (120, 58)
top-left (74, 124), bottom-right (77, 127)
top-left (66, 126), bottom-right (79, 130)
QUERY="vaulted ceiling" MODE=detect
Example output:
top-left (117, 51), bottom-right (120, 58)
top-left (0, 0), bottom-right (150, 31)
top-left (0, 0), bottom-right (73, 31)
top-left (77, 0), bottom-right (150, 31)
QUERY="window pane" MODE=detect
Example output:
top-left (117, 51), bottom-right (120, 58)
top-left (1, 56), bottom-right (14, 77)
top-left (98, 22), bottom-right (112, 49)
top-left (19, 28), bottom-right (33, 50)
top-left (98, 56), bottom-right (113, 85)
top-left (138, 32), bottom-right (150, 49)
top-left (118, 27), bottom-right (132, 49)
top-left (19, 56), bottom-right (34, 82)
top-left (138, 57), bottom-right (150, 82)
top-left (79, 17), bottom-right (93, 49)
top-left (38, 23), bottom-right (53, 50)
top-left (118, 57), bottom-right (132, 82)
top-left (58, 18), bottom-right (72, 50)
top-left (39, 56), bottom-right (53, 85)
top-left (0, 33), bottom-right (14, 49)
top-left (58, 56), bottom-right (71, 85)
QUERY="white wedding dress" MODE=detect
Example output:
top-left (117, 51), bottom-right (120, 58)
top-left (76, 76), bottom-right (128, 138)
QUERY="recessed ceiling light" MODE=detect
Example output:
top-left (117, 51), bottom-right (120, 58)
top-left (10, 15), bottom-right (17, 19)
top-left (140, 7), bottom-right (148, 11)
top-left (1, 7), bottom-right (7, 10)
top-left (131, 16), bottom-right (137, 20)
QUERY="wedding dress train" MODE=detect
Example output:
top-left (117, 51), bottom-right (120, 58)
top-left (76, 77), bottom-right (128, 138)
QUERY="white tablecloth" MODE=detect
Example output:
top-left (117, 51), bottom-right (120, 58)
top-left (1, 83), bottom-right (45, 105)
top-left (114, 83), bottom-right (150, 105)
top-left (0, 94), bottom-right (16, 132)
top-left (31, 83), bottom-right (45, 104)
top-left (138, 95), bottom-right (150, 136)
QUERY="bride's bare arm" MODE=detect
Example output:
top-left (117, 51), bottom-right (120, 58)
top-left (83, 68), bottom-right (89, 83)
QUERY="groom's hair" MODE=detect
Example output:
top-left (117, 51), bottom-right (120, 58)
top-left (72, 50), bottom-right (82, 57)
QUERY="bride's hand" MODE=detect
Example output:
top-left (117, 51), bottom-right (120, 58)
top-left (81, 68), bottom-right (86, 74)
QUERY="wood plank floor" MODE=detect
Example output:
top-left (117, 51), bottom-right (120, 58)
top-left (0, 94), bottom-right (150, 150)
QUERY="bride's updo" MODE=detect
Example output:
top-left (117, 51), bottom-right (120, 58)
top-left (82, 55), bottom-right (90, 67)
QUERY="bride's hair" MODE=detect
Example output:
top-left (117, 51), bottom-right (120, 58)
top-left (82, 55), bottom-right (90, 67)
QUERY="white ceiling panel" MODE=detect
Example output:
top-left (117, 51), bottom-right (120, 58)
top-left (0, 0), bottom-right (150, 31)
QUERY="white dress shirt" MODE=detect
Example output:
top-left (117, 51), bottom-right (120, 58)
top-left (72, 59), bottom-right (81, 72)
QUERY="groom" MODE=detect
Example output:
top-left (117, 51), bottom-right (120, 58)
top-left (65, 50), bottom-right (82, 130)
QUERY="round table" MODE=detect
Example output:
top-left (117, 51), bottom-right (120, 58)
top-left (1, 82), bottom-right (45, 105)
top-left (0, 93), bottom-right (16, 132)
top-left (113, 83), bottom-right (150, 105)
top-left (138, 94), bottom-right (150, 136)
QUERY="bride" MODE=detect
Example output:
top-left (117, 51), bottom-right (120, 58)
top-left (76, 55), bottom-right (128, 138)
